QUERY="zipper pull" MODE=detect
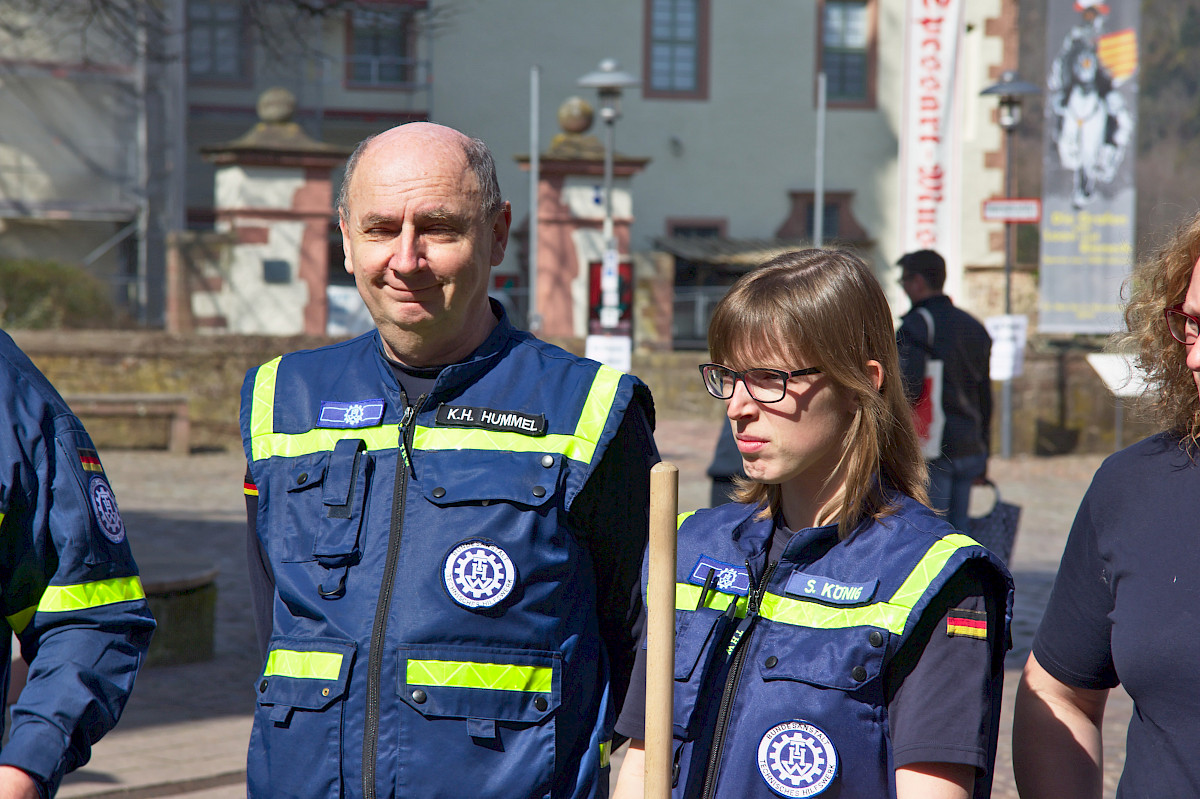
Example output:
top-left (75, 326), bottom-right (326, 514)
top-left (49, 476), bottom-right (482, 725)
top-left (398, 404), bottom-right (416, 479)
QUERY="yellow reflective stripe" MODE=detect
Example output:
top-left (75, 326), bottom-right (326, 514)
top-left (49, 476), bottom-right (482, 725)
top-left (677, 511), bottom-right (696, 529)
top-left (38, 576), bottom-right (146, 613)
top-left (248, 361), bottom-right (623, 463)
top-left (6, 605), bottom-right (36, 635)
top-left (414, 427), bottom-right (593, 461)
top-left (406, 658), bottom-right (554, 693)
top-left (889, 533), bottom-right (978, 608)
top-left (674, 534), bottom-right (978, 635)
top-left (675, 583), bottom-right (749, 617)
top-left (264, 649), bottom-right (343, 681)
top-left (599, 739), bottom-right (611, 769)
top-left (413, 365), bottom-right (622, 464)
top-left (252, 424), bottom-right (400, 462)
top-left (574, 365), bottom-right (622, 447)
top-left (249, 357), bottom-right (281, 440)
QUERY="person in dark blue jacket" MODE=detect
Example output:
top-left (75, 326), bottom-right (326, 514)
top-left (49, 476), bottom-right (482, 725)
top-left (614, 249), bottom-right (1011, 799)
top-left (0, 330), bottom-right (155, 798)
top-left (241, 123), bottom-right (658, 798)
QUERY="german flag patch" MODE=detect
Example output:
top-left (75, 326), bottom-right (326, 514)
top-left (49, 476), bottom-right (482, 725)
top-left (244, 481), bottom-right (259, 497)
top-left (78, 448), bottom-right (105, 475)
top-left (946, 608), bottom-right (988, 640)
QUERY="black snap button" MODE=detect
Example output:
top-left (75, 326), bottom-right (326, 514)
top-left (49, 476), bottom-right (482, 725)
top-left (541, 454), bottom-right (554, 468)
top-left (259, 679), bottom-right (269, 693)
top-left (764, 656), bottom-right (778, 669)
top-left (432, 487), bottom-right (446, 499)
top-left (852, 666), bottom-right (868, 682)
top-left (532, 486), bottom-right (546, 498)
top-left (296, 472), bottom-right (308, 485)
top-left (412, 689), bottom-right (427, 704)
top-left (534, 695), bottom-right (548, 711)
top-left (868, 630), bottom-right (884, 648)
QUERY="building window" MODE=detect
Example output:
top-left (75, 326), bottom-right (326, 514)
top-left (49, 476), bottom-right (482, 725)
top-left (188, 0), bottom-right (247, 82)
top-left (347, 6), bottom-right (416, 87)
top-left (820, 0), bottom-right (875, 106)
top-left (644, 0), bottom-right (710, 100)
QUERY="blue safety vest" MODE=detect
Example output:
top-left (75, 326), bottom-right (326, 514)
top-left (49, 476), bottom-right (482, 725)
top-left (241, 318), bottom-right (648, 799)
top-left (662, 499), bottom-right (1012, 799)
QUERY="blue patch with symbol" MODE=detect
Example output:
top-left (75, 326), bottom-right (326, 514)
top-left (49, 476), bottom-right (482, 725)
top-left (689, 555), bottom-right (750, 596)
top-left (785, 572), bottom-right (878, 606)
top-left (318, 399), bottom-right (385, 429)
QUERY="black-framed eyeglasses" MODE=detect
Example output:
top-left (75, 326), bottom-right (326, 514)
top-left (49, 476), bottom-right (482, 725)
top-left (699, 363), bottom-right (823, 404)
top-left (1165, 304), bottom-right (1200, 345)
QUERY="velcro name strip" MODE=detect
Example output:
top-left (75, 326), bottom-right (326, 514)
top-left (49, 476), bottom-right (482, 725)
top-left (436, 405), bottom-right (547, 436)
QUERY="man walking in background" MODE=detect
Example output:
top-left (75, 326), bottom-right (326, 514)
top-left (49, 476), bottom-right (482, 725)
top-left (897, 249), bottom-right (993, 531)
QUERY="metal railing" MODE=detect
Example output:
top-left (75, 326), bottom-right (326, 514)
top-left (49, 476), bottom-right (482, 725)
top-left (672, 286), bottom-right (729, 350)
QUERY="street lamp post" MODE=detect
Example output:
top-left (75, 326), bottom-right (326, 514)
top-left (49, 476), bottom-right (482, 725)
top-left (578, 59), bottom-right (640, 333)
top-left (981, 70), bottom-right (1040, 458)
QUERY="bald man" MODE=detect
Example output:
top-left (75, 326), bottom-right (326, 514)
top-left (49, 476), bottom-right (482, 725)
top-left (240, 123), bottom-right (659, 798)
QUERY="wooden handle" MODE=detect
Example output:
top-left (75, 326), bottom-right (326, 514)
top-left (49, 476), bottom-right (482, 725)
top-left (645, 462), bottom-right (679, 799)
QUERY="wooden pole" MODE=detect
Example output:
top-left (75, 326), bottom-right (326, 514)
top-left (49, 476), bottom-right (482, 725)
top-left (646, 462), bottom-right (678, 799)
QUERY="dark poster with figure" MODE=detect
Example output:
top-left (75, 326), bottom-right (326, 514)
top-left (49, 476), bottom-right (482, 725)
top-left (1039, 0), bottom-right (1139, 334)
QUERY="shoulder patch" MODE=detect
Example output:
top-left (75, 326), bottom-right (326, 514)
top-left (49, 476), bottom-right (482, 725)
top-left (946, 608), bottom-right (988, 639)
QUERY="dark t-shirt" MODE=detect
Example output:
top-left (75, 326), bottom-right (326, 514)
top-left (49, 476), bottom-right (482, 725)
top-left (616, 520), bottom-right (1002, 775)
top-left (1032, 432), bottom-right (1200, 796)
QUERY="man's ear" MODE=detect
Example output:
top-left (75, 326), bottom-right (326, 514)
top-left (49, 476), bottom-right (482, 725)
top-left (490, 202), bottom-right (512, 266)
top-left (339, 216), bottom-right (354, 275)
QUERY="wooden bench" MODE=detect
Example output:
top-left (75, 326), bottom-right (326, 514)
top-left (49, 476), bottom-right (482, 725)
top-left (64, 393), bottom-right (191, 455)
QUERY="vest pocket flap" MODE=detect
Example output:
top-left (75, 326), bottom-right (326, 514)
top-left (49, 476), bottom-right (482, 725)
top-left (673, 609), bottom-right (727, 681)
top-left (284, 454), bottom-right (327, 493)
top-left (420, 451), bottom-right (562, 508)
top-left (397, 643), bottom-right (560, 723)
top-left (257, 637), bottom-right (355, 710)
top-left (756, 625), bottom-right (886, 691)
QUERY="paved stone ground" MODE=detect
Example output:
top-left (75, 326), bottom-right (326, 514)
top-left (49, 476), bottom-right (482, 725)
top-left (51, 417), bottom-right (1131, 797)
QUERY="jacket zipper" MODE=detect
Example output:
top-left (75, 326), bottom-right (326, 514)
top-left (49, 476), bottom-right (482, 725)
top-left (700, 559), bottom-right (778, 799)
top-left (363, 397), bottom-right (423, 799)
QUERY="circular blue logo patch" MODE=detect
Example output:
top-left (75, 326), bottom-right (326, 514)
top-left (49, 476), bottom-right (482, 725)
top-left (757, 720), bottom-right (838, 797)
top-left (88, 476), bottom-right (125, 544)
top-left (443, 541), bottom-right (515, 609)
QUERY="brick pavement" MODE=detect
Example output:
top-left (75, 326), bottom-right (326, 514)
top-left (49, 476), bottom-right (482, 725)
top-left (51, 417), bottom-right (1130, 797)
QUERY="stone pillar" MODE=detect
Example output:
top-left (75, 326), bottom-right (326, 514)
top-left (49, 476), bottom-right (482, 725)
top-left (517, 98), bottom-right (649, 340)
top-left (197, 88), bottom-right (350, 336)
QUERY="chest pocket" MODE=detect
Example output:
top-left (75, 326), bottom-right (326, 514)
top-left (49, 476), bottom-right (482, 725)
top-left (420, 450), bottom-right (565, 510)
top-left (671, 604), bottom-right (739, 740)
top-left (278, 440), bottom-right (372, 572)
top-left (754, 620), bottom-right (889, 693)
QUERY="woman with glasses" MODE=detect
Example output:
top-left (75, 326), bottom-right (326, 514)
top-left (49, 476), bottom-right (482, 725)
top-left (613, 249), bottom-right (1012, 799)
top-left (1014, 213), bottom-right (1200, 797)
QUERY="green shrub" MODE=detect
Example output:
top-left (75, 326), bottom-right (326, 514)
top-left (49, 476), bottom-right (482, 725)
top-left (0, 258), bottom-right (119, 329)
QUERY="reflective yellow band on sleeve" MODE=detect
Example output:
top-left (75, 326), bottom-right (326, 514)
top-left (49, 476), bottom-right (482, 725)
top-left (599, 739), bottom-right (611, 769)
top-left (406, 659), bottom-right (554, 693)
top-left (677, 511), bottom-right (696, 529)
top-left (6, 605), bottom-right (36, 635)
top-left (37, 576), bottom-right (146, 614)
top-left (263, 649), bottom-right (344, 681)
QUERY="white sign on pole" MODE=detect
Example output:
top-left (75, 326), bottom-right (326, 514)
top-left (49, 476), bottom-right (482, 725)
top-left (982, 198), bottom-right (1042, 223)
top-left (985, 315), bottom-right (1028, 381)
top-left (585, 334), bottom-right (633, 374)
